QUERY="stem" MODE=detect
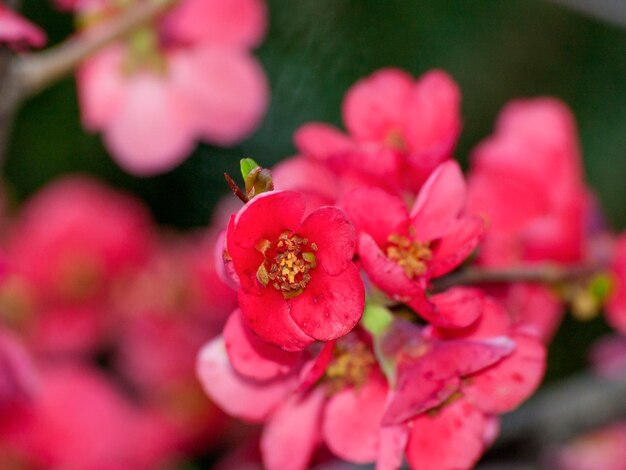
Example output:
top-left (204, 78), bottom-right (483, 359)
top-left (10, 0), bottom-right (178, 100)
top-left (434, 263), bottom-right (600, 292)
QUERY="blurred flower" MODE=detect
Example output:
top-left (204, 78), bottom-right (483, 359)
top-left (77, 0), bottom-right (268, 175)
top-left (0, 2), bottom-right (46, 50)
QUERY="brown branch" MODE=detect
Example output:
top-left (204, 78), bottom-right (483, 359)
top-left (9, 0), bottom-right (178, 101)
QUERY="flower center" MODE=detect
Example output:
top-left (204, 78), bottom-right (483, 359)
top-left (256, 231), bottom-right (318, 299)
top-left (325, 340), bottom-right (376, 394)
top-left (385, 129), bottom-right (408, 152)
top-left (386, 233), bottom-right (432, 278)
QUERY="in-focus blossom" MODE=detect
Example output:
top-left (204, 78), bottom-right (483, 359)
top-left (340, 161), bottom-right (484, 327)
top-left (295, 68), bottom-right (461, 194)
top-left (226, 190), bottom-right (364, 351)
top-left (3, 176), bottom-right (155, 354)
top-left (467, 98), bottom-right (591, 341)
top-left (0, 2), bottom-right (46, 50)
top-left (77, 0), bottom-right (268, 175)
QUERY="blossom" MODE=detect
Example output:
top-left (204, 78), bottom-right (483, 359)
top-left (0, 2), bottom-right (46, 50)
top-left (294, 68), bottom-right (461, 193)
top-left (340, 160), bottom-right (484, 327)
top-left (3, 176), bottom-right (155, 354)
top-left (606, 234), bottom-right (626, 335)
top-left (467, 98), bottom-right (591, 341)
top-left (77, 0), bottom-right (268, 175)
top-left (226, 190), bottom-right (364, 351)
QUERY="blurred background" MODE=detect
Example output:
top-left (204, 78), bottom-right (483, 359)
top-left (4, 0), bottom-right (626, 467)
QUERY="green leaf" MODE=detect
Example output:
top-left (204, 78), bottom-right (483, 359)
top-left (240, 158), bottom-right (260, 180)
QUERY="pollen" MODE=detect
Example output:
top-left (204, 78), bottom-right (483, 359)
top-left (256, 231), bottom-right (317, 299)
top-left (386, 232), bottom-right (432, 278)
top-left (324, 340), bottom-right (376, 395)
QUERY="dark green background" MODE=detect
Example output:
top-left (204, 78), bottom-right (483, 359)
top-left (8, 0), bottom-right (626, 381)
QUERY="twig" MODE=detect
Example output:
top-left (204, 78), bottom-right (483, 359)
top-left (549, 0), bottom-right (626, 30)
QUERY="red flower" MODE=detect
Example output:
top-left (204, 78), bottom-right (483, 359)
top-left (0, 2), bottom-right (46, 51)
top-left (226, 190), bottom-right (364, 351)
top-left (340, 161), bottom-right (484, 327)
top-left (295, 68), bottom-right (461, 193)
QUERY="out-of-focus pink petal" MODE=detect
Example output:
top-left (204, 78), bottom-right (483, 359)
top-left (299, 206), bottom-right (356, 276)
top-left (590, 335), bottom-right (626, 379)
top-left (77, 46), bottom-right (127, 131)
top-left (343, 68), bottom-right (413, 141)
top-left (504, 283), bottom-right (564, 342)
top-left (289, 264), bottom-right (364, 341)
top-left (162, 0), bottom-right (266, 48)
top-left (376, 425), bottom-right (410, 470)
top-left (410, 161), bottom-right (466, 242)
top-left (233, 191), bottom-right (306, 249)
top-left (261, 388), bottom-right (325, 470)
top-left (406, 399), bottom-right (487, 470)
top-left (607, 235), bottom-right (626, 335)
top-left (223, 310), bottom-right (301, 381)
top-left (412, 287), bottom-right (484, 329)
top-left (104, 74), bottom-right (196, 176)
top-left (294, 123), bottom-right (355, 160)
top-left (239, 287), bottom-right (315, 352)
top-left (0, 328), bottom-right (37, 405)
top-left (272, 157), bottom-right (339, 210)
top-left (196, 338), bottom-right (295, 422)
top-left (172, 46), bottom-right (268, 146)
top-left (402, 69), bottom-right (461, 166)
top-left (323, 372), bottom-right (388, 463)
top-left (339, 187), bottom-right (409, 248)
top-left (359, 233), bottom-right (421, 299)
top-left (433, 296), bottom-right (511, 341)
top-left (297, 340), bottom-right (335, 393)
top-left (0, 3), bottom-right (46, 49)
top-left (465, 333), bottom-right (546, 414)
top-left (429, 215), bottom-right (485, 278)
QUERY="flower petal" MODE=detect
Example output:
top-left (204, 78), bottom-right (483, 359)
top-left (289, 264), bottom-right (364, 342)
top-left (339, 187), bottom-right (409, 248)
top-left (464, 333), bottom-right (546, 414)
top-left (233, 190), bottom-right (306, 249)
top-left (323, 372), bottom-right (388, 463)
top-left (410, 161), bottom-right (466, 242)
top-left (406, 399), bottom-right (487, 470)
top-left (294, 123), bottom-right (355, 160)
top-left (343, 68), bottom-right (414, 141)
top-left (261, 388), bottom-right (325, 470)
top-left (223, 309), bottom-right (301, 381)
top-left (299, 206), bottom-right (356, 276)
top-left (410, 287), bottom-right (484, 329)
top-left (172, 46), bottom-right (268, 146)
top-left (429, 214), bottom-right (485, 278)
top-left (239, 288), bottom-right (315, 352)
top-left (196, 338), bottom-right (294, 422)
top-left (376, 425), bottom-right (410, 470)
top-left (359, 233), bottom-right (421, 299)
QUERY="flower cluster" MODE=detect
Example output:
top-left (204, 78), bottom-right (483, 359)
top-left (192, 67), bottom-right (619, 470)
top-left (0, 176), bottom-right (237, 469)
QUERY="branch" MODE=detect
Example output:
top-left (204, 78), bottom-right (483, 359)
top-left (8, 0), bottom-right (178, 101)
top-left (434, 263), bottom-right (600, 292)
top-left (549, 0), bottom-right (626, 30)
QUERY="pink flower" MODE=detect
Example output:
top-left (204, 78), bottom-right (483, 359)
top-left (550, 422), bottom-right (626, 470)
top-left (0, 327), bottom-right (37, 407)
top-left (466, 98), bottom-right (591, 340)
top-left (198, 315), bottom-right (390, 470)
top-left (340, 160), bottom-right (484, 327)
top-left (295, 68), bottom-right (461, 193)
top-left (0, 2), bottom-right (46, 50)
top-left (226, 190), bottom-right (364, 351)
top-left (467, 98), bottom-right (589, 266)
top-left (607, 234), bottom-right (626, 335)
top-left (77, 0), bottom-right (268, 175)
top-left (0, 364), bottom-right (176, 470)
top-left (5, 176), bottom-right (155, 354)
